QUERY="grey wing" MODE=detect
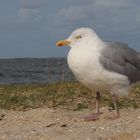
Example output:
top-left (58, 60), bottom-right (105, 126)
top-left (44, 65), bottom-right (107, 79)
top-left (100, 42), bottom-right (140, 83)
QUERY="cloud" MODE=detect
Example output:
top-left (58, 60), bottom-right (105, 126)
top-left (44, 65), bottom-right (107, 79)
top-left (94, 0), bottom-right (130, 8)
top-left (20, 0), bottom-right (48, 9)
top-left (0, 9), bottom-right (43, 30)
top-left (0, 16), bottom-right (17, 29)
top-left (0, 0), bottom-right (140, 59)
top-left (56, 0), bottom-right (130, 22)
top-left (54, 0), bottom-right (139, 31)
top-left (55, 5), bottom-right (89, 25)
top-left (0, 2), bottom-right (47, 30)
top-left (16, 8), bottom-right (44, 29)
top-left (17, 8), bottom-right (40, 23)
top-left (0, 0), bottom-right (138, 33)
top-left (135, 7), bottom-right (140, 23)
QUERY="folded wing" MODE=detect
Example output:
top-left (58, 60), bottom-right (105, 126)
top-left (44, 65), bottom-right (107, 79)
top-left (100, 42), bottom-right (140, 83)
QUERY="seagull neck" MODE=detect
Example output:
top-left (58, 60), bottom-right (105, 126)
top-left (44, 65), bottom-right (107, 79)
top-left (90, 36), bottom-right (103, 49)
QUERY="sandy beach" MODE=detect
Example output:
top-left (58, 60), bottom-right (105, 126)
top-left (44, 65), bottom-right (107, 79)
top-left (0, 107), bottom-right (140, 140)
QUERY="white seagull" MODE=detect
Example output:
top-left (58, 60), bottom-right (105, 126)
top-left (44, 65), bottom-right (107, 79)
top-left (56, 28), bottom-right (140, 121)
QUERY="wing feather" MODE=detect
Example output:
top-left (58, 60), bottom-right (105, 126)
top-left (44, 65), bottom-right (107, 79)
top-left (100, 42), bottom-right (140, 83)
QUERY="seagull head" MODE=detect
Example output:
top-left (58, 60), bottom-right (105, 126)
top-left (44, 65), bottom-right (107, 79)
top-left (56, 28), bottom-right (101, 48)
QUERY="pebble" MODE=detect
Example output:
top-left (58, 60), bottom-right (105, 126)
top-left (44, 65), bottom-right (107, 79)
top-left (116, 130), bottom-right (121, 133)
top-left (101, 107), bottom-right (106, 110)
top-left (61, 124), bottom-right (67, 127)
top-left (46, 123), bottom-right (56, 127)
top-left (99, 126), bottom-right (105, 130)
top-left (91, 126), bottom-right (96, 129)
top-left (2, 135), bottom-right (6, 139)
top-left (116, 122), bottom-right (120, 126)
top-left (56, 118), bottom-right (60, 121)
top-left (91, 126), bottom-right (96, 131)
top-left (68, 129), bottom-right (73, 132)
top-left (0, 114), bottom-right (5, 121)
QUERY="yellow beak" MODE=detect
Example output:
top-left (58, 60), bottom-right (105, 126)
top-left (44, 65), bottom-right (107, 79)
top-left (56, 40), bottom-right (71, 47)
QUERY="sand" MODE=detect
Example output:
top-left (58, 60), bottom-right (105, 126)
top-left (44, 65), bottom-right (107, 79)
top-left (0, 107), bottom-right (140, 140)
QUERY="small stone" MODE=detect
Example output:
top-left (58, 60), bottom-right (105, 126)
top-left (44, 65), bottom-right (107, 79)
top-left (99, 126), bottom-right (105, 130)
top-left (1, 114), bottom-right (5, 118)
top-left (116, 130), bottom-right (121, 133)
top-left (0, 114), bottom-right (5, 121)
top-left (91, 126), bottom-right (96, 131)
top-left (116, 123), bottom-right (120, 126)
top-left (56, 118), bottom-right (60, 121)
top-left (2, 135), bottom-right (6, 139)
top-left (46, 123), bottom-right (56, 127)
top-left (68, 129), bottom-right (73, 132)
top-left (91, 126), bottom-right (96, 129)
top-left (61, 124), bottom-right (67, 127)
top-left (101, 107), bottom-right (106, 110)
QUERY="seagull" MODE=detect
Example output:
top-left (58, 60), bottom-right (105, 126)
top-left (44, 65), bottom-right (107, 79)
top-left (56, 28), bottom-right (140, 121)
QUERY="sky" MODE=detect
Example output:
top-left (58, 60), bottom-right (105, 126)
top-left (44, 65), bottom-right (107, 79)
top-left (0, 0), bottom-right (140, 58)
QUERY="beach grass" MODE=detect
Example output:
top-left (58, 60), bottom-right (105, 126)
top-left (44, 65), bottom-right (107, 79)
top-left (0, 82), bottom-right (139, 111)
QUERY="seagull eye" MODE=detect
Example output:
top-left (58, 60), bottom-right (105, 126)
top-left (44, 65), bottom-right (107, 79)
top-left (75, 35), bottom-right (82, 39)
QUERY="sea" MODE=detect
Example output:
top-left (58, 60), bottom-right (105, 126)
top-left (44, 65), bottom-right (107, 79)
top-left (0, 58), bottom-right (76, 85)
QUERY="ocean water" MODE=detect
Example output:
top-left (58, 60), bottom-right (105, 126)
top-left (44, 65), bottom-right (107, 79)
top-left (0, 58), bottom-right (75, 85)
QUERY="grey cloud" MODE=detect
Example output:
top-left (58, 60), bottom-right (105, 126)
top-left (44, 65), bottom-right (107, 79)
top-left (135, 8), bottom-right (140, 23)
top-left (54, 0), bottom-right (139, 31)
top-left (20, 0), bottom-right (48, 9)
top-left (55, 5), bottom-right (90, 25)
top-left (94, 0), bottom-right (131, 8)
top-left (17, 8), bottom-right (42, 27)
top-left (0, 7), bottom-right (44, 30)
top-left (0, 16), bottom-right (18, 30)
top-left (0, 0), bottom-right (140, 58)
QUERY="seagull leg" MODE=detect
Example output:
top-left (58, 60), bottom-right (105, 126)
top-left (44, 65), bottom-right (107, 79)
top-left (106, 94), bottom-right (120, 120)
top-left (84, 91), bottom-right (102, 121)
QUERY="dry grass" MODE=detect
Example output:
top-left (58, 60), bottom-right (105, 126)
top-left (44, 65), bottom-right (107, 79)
top-left (0, 82), bottom-right (139, 111)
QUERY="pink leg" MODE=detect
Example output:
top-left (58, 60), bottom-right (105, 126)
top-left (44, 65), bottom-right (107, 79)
top-left (84, 92), bottom-right (102, 121)
top-left (106, 94), bottom-right (120, 120)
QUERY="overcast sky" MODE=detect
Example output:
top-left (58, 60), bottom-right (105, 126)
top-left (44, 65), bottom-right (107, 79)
top-left (0, 0), bottom-right (140, 58)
